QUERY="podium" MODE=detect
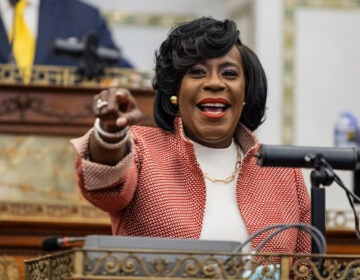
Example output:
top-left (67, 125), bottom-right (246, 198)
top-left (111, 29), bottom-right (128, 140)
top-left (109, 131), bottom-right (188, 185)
top-left (24, 248), bottom-right (360, 279)
top-left (24, 235), bottom-right (360, 279)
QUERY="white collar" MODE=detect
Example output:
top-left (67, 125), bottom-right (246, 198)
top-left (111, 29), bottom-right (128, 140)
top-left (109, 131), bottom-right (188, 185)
top-left (0, 0), bottom-right (40, 13)
top-left (27, 0), bottom-right (40, 7)
top-left (192, 139), bottom-right (241, 179)
top-left (1, 0), bottom-right (40, 8)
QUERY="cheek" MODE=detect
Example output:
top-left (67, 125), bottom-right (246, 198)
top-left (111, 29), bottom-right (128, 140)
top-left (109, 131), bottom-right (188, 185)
top-left (178, 87), bottom-right (196, 109)
top-left (177, 84), bottom-right (188, 106)
top-left (234, 91), bottom-right (245, 117)
top-left (238, 85), bottom-right (246, 105)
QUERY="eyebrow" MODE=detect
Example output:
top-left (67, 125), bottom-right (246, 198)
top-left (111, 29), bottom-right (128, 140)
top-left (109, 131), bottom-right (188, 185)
top-left (194, 61), bottom-right (241, 69)
top-left (217, 61), bottom-right (241, 69)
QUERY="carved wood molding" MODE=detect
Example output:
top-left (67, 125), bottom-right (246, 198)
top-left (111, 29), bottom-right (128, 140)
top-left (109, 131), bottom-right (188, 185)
top-left (0, 201), bottom-right (109, 224)
top-left (0, 84), bottom-right (155, 136)
top-left (0, 64), bottom-right (153, 88)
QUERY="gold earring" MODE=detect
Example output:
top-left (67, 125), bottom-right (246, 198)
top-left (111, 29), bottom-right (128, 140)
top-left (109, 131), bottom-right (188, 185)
top-left (170, 96), bottom-right (178, 105)
top-left (243, 102), bottom-right (246, 106)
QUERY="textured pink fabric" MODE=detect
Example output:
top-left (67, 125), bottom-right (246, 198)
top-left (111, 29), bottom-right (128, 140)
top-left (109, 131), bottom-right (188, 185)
top-left (71, 118), bottom-right (311, 255)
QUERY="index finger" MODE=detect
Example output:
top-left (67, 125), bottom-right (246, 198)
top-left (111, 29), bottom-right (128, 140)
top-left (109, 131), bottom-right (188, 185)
top-left (116, 108), bottom-right (143, 127)
top-left (114, 89), bottom-right (138, 112)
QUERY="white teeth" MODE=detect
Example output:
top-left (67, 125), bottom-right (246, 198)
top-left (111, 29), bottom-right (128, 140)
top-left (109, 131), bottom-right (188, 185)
top-left (200, 103), bottom-right (226, 108)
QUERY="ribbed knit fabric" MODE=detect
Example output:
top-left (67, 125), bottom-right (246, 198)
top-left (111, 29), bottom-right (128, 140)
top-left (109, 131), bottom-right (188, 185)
top-left (192, 140), bottom-right (251, 253)
top-left (71, 117), bottom-right (311, 255)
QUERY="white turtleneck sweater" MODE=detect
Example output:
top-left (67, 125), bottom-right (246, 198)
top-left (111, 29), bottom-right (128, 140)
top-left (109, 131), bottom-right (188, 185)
top-left (192, 140), bottom-right (251, 253)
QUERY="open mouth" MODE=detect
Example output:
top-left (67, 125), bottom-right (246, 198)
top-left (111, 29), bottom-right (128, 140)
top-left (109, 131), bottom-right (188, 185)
top-left (197, 98), bottom-right (230, 118)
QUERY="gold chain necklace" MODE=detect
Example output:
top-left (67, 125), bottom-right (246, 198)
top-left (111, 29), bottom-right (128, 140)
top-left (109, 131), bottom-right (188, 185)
top-left (202, 145), bottom-right (241, 184)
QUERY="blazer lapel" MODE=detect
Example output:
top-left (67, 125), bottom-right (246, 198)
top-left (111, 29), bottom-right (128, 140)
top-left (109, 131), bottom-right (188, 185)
top-left (0, 16), bottom-right (11, 63)
top-left (34, 0), bottom-right (61, 64)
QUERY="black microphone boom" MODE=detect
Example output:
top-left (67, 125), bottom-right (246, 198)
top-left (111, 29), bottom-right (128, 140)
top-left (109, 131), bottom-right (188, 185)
top-left (53, 34), bottom-right (122, 79)
top-left (255, 144), bottom-right (360, 170)
top-left (53, 37), bottom-right (121, 63)
top-left (42, 236), bottom-right (85, 251)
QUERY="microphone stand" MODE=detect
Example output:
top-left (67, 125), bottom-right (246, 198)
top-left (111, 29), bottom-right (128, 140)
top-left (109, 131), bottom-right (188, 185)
top-left (354, 169), bottom-right (360, 201)
top-left (309, 154), bottom-right (335, 254)
top-left (309, 154), bottom-right (335, 280)
top-left (79, 34), bottom-right (104, 80)
top-left (53, 33), bottom-right (118, 81)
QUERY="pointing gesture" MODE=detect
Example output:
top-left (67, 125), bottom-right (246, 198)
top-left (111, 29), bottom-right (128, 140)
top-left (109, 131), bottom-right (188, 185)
top-left (90, 88), bottom-right (143, 164)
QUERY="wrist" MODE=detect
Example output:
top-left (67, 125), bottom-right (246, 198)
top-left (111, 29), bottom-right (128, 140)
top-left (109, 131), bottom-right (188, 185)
top-left (94, 117), bottom-right (129, 139)
top-left (93, 118), bottom-right (130, 149)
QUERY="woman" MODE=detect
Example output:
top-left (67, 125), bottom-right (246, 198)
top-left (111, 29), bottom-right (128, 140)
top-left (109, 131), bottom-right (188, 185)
top-left (71, 17), bottom-right (311, 255)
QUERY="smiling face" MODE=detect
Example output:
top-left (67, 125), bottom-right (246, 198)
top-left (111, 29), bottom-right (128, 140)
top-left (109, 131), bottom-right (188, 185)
top-left (178, 46), bottom-right (246, 148)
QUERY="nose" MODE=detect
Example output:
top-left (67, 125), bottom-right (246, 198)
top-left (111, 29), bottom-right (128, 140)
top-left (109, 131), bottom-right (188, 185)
top-left (203, 73), bottom-right (225, 93)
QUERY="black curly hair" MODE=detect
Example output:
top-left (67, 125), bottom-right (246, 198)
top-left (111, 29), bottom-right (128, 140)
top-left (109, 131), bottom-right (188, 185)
top-left (152, 16), bottom-right (267, 132)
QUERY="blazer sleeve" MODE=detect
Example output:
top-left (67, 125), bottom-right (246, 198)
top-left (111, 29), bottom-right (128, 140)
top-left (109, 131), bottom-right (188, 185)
top-left (70, 129), bottom-right (138, 213)
top-left (294, 168), bottom-right (312, 254)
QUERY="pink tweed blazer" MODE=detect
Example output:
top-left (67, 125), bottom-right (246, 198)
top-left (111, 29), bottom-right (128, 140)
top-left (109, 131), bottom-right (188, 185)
top-left (71, 118), bottom-right (311, 254)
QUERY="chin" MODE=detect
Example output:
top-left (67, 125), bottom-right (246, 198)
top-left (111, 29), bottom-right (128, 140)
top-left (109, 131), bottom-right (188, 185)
top-left (199, 135), bottom-right (232, 148)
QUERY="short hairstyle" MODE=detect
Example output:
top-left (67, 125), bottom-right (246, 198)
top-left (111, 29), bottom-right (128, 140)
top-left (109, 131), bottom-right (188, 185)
top-left (152, 16), bottom-right (267, 132)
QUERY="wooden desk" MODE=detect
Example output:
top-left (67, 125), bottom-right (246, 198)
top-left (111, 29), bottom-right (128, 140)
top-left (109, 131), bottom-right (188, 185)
top-left (326, 229), bottom-right (360, 254)
top-left (0, 84), bottom-right (155, 136)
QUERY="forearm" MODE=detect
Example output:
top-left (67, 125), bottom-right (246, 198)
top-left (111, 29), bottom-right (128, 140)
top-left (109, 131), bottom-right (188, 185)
top-left (74, 153), bottom-right (137, 213)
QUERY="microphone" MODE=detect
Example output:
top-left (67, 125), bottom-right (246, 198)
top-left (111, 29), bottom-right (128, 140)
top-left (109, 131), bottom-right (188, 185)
top-left (42, 236), bottom-right (85, 251)
top-left (255, 144), bottom-right (360, 170)
top-left (53, 37), bottom-right (121, 63)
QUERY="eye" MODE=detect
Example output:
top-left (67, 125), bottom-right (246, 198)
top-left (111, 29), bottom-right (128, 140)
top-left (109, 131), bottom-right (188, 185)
top-left (187, 66), bottom-right (207, 77)
top-left (222, 69), bottom-right (239, 78)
